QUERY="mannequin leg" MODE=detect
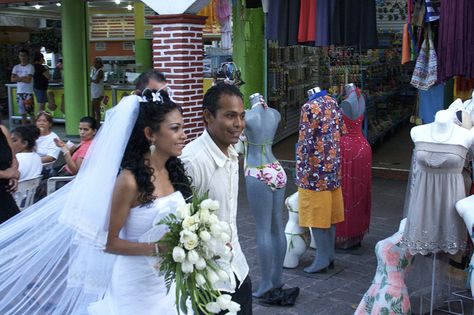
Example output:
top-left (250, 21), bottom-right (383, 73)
top-left (245, 176), bottom-right (276, 297)
top-left (269, 187), bottom-right (287, 289)
top-left (304, 227), bottom-right (331, 273)
top-left (328, 224), bottom-right (336, 267)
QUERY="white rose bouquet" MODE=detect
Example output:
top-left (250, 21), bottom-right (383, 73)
top-left (156, 193), bottom-right (241, 315)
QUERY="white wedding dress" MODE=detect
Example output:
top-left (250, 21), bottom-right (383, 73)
top-left (89, 191), bottom-right (184, 315)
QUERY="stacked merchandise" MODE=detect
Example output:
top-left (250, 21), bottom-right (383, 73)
top-left (267, 43), bottom-right (324, 142)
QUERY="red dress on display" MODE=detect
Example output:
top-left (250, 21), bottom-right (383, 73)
top-left (336, 109), bottom-right (372, 248)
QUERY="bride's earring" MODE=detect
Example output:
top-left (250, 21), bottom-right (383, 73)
top-left (149, 143), bottom-right (156, 155)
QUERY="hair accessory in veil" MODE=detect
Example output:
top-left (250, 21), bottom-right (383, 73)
top-left (140, 88), bottom-right (164, 104)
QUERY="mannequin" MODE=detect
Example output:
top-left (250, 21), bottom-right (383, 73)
top-left (243, 93), bottom-right (288, 297)
top-left (410, 110), bottom-right (474, 148)
top-left (336, 83), bottom-right (372, 249)
top-left (283, 192), bottom-right (310, 268)
top-left (296, 86), bottom-right (345, 273)
top-left (401, 109), bottom-right (473, 255)
top-left (339, 83), bottom-right (366, 119)
top-left (355, 219), bottom-right (413, 315)
top-left (456, 195), bottom-right (474, 296)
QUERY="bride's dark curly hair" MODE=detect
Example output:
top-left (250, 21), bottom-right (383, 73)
top-left (121, 89), bottom-right (192, 205)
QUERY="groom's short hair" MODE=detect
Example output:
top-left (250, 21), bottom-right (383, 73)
top-left (203, 83), bottom-right (243, 117)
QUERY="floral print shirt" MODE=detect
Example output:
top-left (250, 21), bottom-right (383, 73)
top-left (296, 93), bottom-right (346, 191)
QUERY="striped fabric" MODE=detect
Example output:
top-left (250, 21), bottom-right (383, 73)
top-left (425, 0), bottom-right (440, 22)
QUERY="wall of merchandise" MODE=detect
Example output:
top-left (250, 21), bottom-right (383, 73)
top-left (267, 31), bottom-right (416, 145)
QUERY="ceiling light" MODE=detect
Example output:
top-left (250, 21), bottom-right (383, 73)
top-left (114, 0), bottom-right (120, 4)
top-left (127, 4), bottom-right (133, 10)
top-left (56, 2), bottom-right (61, 7)
top-left (34, 4), bottom-right (41, 9)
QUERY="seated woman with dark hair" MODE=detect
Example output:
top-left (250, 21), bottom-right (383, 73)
top-left (11, 125), bottom-right (42, 181)
top-left (54, 116), bottom-right (98, 175)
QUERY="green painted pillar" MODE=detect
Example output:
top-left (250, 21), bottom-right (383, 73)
top-left (62, 0), bottom-right (89, 136)
top-left (134, 2), bottom-right (152, 72)
top-left (232, 3), bottom-right (264, 108)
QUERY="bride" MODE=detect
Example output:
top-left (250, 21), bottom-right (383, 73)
top-left (0, 89), bottom-right (192, 314)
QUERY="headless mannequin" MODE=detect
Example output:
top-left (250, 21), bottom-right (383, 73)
top-left (340, 83), bottom-right (366, 119)
top-left (303, 86), bottom-right (337, 274)
top-left (410, 110), bottom-right (474, 148)
top-left (244, 93), bottom-right (288, 297)
top-left (283, 192), bottom-right (310, 268)
top-left (456, 195), bottom-right (474, 296)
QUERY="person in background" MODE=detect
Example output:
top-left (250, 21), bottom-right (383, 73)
top-left (35, 111), bottom-right (60, 164)
top-left (54, 116), bottom-right (98, 175)
top-left (134, 69), bottom-right (174, 100)
top-left (10, 125), bottom-right (42, 181)
top-left (52, 58), bottom-right (63, 82)
top-left (33, 52), bottom-right (50, 112)
top-left (11, 49), bottom-right (35, 125)
top-left (0, 123), bottom-right (19, 224)
top-left (90, 58), bottom-right (105, 123)
top-left (181, 83), bottom-right (253, 315)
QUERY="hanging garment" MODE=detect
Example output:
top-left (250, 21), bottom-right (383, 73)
top-left (287, 0), bottom-right (301, 46)
top-left (355, 231), bottom-right (413, 315)
top-left (298, 0), bottom-right (316, 43)
top-left (411, 28), bottom-right (438, 91)
top-left (266, 0), bottom-right (281, 41)
top-left (438, 0), bottom-right (474, 82)
top-left (424, 0), bottom-right (440, 22)
top-left (314, 0), bottom-right (330, 46)
top-left (331, 0), bottom-right (378, 47)
top-left (418, 83), bottom-right (445, 124)
top-left (336, 110), bottom-right (372, 248)
top-left (400, 142), bottom-right (469, 255)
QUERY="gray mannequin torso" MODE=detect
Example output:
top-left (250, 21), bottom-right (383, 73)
top-left (244, 105), bottom-right (281, 167)
top-left (340, 85), bottom-right (365, 119)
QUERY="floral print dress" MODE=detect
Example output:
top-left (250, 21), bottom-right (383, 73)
top-left (355, 232), bottom-right (413, 315)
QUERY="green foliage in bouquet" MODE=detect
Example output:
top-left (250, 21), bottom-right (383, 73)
top-left (157, 192), bottom-right (240, 315)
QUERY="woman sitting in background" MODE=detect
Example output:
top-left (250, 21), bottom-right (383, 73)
top-left (35, 111), bottom-right (60, 164)
top-left (54, 116), bottom-right (98, 175)
top-left (11, 125), bottom-right (42, 181)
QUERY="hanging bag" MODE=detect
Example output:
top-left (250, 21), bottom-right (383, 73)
top-left (410, 27), bottom-right (437, 91)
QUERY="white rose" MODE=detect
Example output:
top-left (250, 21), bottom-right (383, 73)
top-left (181, 259), bottom-right (194, 273)
top-left (217, 269), bottom-right (229, 281)
top-left (176, 202), bottom-right (190, 220)
top-left (199, 209), bottom-right (211, 223)
top-left (199, 230), bottom-right (211, 242)
top-left (195, 257), bottom-right (207, 270)
top-left (220, 232), bottom-right (230, 243)
top-left (208, 214), bottom-right (219, 224)
top-left (182, 216), bottom-right (199, 232)
top-left (209, 200), bottom-right (219, 211)
top-left (207, 268), bottom-right (219, 284)
top-left (187, 249), bottom-right (200, 264)
top-left (228, 301), bottom-right (241, 313)
top-left (195, 273), bottom-right (206, 287)
top-left (219, 221), bottom-right (231, 234)
top-left (205, 302), bottom-right (221, 314)
top-left (210, 224), bottom-right (222, 237)
top-left (180, 230), bottom-right (199, 250)
top-left (172, 246), bottom-right (186, 263)
top-left (216, 294), bottom-right (232, 310)
top-left (200, 199), bottom-right (213, 211)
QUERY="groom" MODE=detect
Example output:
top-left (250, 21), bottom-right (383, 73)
top-left (181, 83), bottom-right (252, 314)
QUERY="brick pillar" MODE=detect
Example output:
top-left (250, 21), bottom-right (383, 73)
top-left (147, 14), bottom-right (207, 142)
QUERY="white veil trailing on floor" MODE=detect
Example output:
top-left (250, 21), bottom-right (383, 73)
top-left (0, 95), bottom-right (140, 314)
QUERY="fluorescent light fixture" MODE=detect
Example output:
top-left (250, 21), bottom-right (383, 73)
top-left (56, 2), bottom-right (61, 6)
top-left (34, 4), bottom-right (41, 9)
top-left (114, 0), bottom-right (121, 4)
top-left (127, 4), bottom-right (133, 10)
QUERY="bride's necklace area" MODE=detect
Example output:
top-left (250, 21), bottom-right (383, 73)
top-left (430, 123), bottom-right (455, 143)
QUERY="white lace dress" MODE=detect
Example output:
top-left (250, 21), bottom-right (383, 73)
top-left (88, 191), bottom-right (185, 315)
